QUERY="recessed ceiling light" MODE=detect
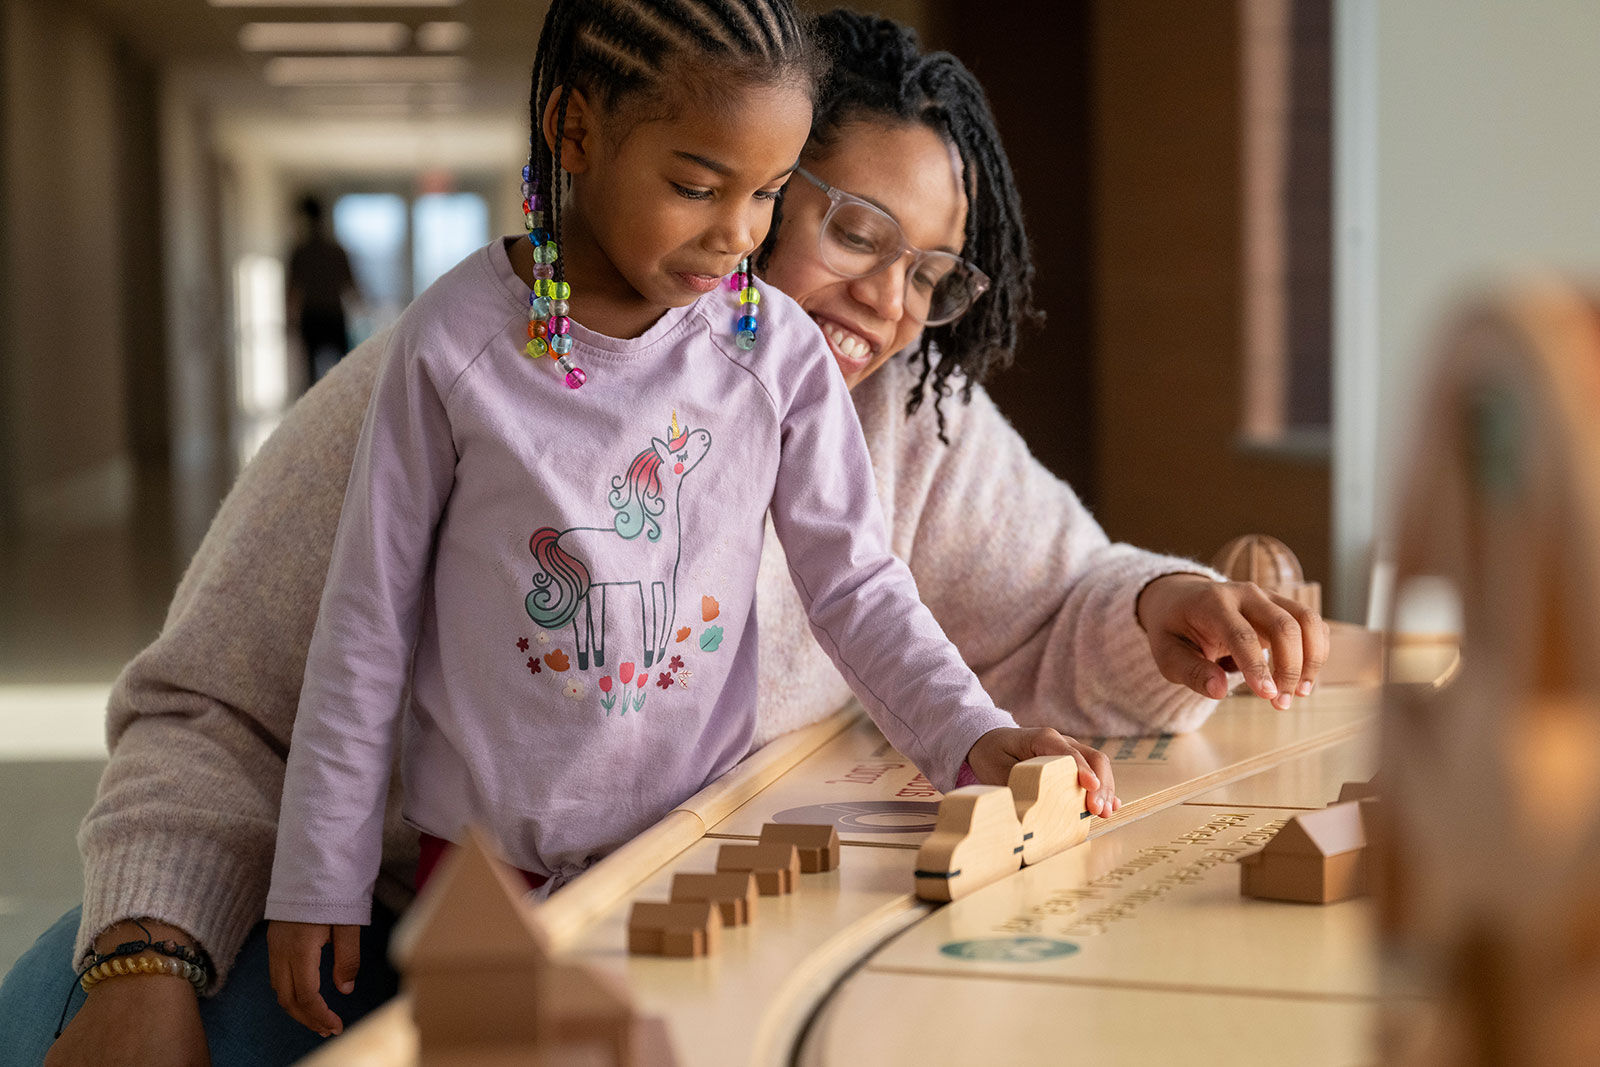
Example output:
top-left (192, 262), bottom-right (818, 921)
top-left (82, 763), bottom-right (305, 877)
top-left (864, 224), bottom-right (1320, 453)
top-left (240, 22), bottom-right (409, 52)
top-left (263, 55), bottom-right (467, 84)
top-left (415, 21), bottom-right (470, 51)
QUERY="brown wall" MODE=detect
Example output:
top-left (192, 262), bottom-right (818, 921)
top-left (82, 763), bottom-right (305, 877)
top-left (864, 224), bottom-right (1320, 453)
top-left (1091, 0), bottom-right (1331, 592)
top-left (927, 3), bottom-right (1097, 504)
top-left (0, 0), bottom-right (169, 539)
top-left (2, 0), bottom-right (128, 524)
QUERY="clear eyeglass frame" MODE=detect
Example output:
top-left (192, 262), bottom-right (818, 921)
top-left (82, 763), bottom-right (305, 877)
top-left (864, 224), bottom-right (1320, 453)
top-left (795, 168), bottom-right (990, 327)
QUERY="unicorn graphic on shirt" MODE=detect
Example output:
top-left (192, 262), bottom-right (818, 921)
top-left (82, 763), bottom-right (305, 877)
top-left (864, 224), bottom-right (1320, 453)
top-left (525, 415), bottom-right (712, 671)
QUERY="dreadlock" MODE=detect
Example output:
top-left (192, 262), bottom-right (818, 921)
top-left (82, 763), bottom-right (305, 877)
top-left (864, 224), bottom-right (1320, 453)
top-left (801, 10), bottom-right (1041, 444)
top-left (526, 0), bottom-right (823, 302)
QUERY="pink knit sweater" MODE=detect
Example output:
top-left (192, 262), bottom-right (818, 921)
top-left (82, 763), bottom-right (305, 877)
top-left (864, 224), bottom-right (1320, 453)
top-left (75, 327), bottom-right (1217, 988)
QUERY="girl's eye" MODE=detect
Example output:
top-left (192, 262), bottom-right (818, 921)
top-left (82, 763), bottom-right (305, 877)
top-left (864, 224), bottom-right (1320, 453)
top-left (754, 188), bottom-right (783, 202)
top-left (671, 183), bottom-right (714, 201)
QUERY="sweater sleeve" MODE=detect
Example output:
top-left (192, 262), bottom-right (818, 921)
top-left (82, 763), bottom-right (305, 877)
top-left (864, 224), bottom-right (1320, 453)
top-left (74, 335), bottom-right (388, 991)
top-left (767, 344), bottom-right (1014, 792)
top-left (884, 368), bottom-right (1221, 737)
top-left (264, 330), bottom-right (458, 925)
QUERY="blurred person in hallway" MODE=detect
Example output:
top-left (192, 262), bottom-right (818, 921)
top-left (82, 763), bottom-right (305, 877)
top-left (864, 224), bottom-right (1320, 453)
top-left (287, 196), bottom-right (360, 386)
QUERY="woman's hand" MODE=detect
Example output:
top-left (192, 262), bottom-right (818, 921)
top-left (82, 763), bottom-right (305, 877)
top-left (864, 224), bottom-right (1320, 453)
top-left (966, 726), bottom-right (1120, 816)
top-left (46, 920), bottom-right (211, 1067)
top-left (1137, 574), bottom-right (1330, 709)
top-left (267, 920), bottom-right (361, 1037)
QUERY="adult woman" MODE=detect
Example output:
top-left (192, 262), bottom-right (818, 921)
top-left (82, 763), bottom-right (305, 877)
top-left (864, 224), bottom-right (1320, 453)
top-left (2, 11), bottom-right (1325, 1065)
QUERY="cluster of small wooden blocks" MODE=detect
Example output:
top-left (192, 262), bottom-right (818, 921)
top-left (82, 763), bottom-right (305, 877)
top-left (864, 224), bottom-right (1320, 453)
top-left (626, 823), bottom-right (840, 957)
top-left (912, 754), bottom-right (1093, 903)
top-left (1238, 777), bottom-right (1380, 904)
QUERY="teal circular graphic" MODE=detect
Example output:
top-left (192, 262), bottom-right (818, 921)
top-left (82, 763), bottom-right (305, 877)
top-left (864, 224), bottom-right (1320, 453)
top-left (939, 938), bottom-right (1080, 963)
top-left (773, 801), bottom-right (941, 834)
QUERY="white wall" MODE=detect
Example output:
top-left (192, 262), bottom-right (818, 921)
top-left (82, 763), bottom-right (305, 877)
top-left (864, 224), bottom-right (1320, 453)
top-left (1336, 0), bottom-right (1600, 617)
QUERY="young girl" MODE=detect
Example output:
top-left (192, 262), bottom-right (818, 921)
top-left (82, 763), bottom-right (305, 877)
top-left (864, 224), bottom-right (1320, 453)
top-left (264, 0), bottom-right (1103, 1037)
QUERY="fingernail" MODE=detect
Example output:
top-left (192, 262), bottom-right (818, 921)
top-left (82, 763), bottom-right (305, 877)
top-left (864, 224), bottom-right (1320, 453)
top-left (1206, 676), bottom-right (1226, 700)
top-left (1261, 678), bottom-right (1278, 698)
top-left (338, 980), bottom-right (354, 994)
top-left (1297, 680), bottom-right (1313, 697)
top-left (1273, 694), bottom-right (1292, 711)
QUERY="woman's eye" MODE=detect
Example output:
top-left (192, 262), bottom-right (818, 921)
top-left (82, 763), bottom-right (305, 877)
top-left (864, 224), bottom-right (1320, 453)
top-left (671, 183), bottom-right (714, 201)
top-left (834, 228), bottom-right (876, 251)
top-left (754, 188), bottom-right (782, 202)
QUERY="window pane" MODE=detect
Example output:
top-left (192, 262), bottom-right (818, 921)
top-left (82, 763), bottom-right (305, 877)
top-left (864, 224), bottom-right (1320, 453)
top-left (333, 193), bottom-right (408, 343)
top-left (414, 193), bottom-right (489, 294)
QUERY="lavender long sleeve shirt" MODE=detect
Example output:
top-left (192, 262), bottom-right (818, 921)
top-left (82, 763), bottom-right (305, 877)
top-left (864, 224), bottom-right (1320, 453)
top-left (264, 240), bottom-right (1015, 924)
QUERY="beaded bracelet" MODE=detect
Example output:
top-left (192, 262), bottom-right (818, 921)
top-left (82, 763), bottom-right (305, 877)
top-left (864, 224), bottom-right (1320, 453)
top-left (79, 953), bottom-right (206, 993)
top-left (56, 919), bottom-right (215, 1039)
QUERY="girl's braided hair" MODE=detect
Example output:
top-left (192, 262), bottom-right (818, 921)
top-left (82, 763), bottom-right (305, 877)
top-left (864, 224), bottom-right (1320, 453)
top-left (527, 0), bottom-right (824, 301)
top-left (802, 9), bottom-right (1040, 442)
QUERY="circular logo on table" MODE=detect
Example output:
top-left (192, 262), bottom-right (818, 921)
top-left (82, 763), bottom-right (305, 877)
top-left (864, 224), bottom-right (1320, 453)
top-left (772, 801), bottom-right (941, 834)
top-left (938, 938), bottom-right (1080, 962)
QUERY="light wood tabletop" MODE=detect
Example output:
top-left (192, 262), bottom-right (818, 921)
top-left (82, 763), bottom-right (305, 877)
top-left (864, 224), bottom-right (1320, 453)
top-left (298, 645), bottom-right (1450, 1067)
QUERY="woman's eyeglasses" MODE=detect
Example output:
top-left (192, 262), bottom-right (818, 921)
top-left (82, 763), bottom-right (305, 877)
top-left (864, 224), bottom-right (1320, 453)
top-left (796, 169), bottom-right (989, 327)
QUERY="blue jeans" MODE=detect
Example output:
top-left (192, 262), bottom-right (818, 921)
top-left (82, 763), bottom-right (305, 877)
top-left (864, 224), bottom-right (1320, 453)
top-left (0, 906), bottom-right (402, 1067)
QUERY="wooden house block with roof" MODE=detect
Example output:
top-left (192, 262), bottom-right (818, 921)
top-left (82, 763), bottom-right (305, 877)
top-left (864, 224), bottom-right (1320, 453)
top-left (670, 871), bottom-right (758, 926)
top-left (758, 822), bottom-right (841, 873)
top-left (715, 842), bottom-right (800, 895)
top-left (391, 827), bottom-right (678, 1066)
top-left (627, 900), bottom-right (723, 958)
top-left (1238, 800), bottom-right (1370, 904)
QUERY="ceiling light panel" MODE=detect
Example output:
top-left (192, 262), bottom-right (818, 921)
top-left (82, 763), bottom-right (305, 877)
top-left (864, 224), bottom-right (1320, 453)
top-left (263, 55), bottom-right (468, 84)
top-left (210, 0), bottom-right (461, 8)
top-left (240, 22), bottom-right (410, 52)
top-left (415, 21), bottom-right (470, 51)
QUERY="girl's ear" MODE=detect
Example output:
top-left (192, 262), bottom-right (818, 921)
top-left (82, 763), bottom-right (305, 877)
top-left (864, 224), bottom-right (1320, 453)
top-left (541, 85), bottom-right (596, 174)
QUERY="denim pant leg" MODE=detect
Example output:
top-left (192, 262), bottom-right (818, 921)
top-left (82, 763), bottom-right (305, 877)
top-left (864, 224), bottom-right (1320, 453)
top-left (0, 905), bottom-right (403, 1067)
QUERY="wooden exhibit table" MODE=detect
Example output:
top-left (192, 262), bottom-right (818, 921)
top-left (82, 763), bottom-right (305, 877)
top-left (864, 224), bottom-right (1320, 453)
top-left (301, 644), bottom-right (1451, 1067)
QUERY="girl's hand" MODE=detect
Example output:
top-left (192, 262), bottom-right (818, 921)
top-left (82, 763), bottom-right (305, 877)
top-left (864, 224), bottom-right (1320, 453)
top-left (966, 726), bottom-right (1120, 816)
top-left (267, 920), bottom-right (361, 1037)
top-left (1137, 573), bottom-right (1330, 709)
top-left (46, 963), bottom-right (210, 1067)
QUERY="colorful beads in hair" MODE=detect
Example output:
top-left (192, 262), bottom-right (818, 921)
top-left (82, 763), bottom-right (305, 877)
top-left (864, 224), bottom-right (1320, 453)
top-left (729, 258), bottom-right (759, 350)
top-left (521, 165), bottom-right (586, 389)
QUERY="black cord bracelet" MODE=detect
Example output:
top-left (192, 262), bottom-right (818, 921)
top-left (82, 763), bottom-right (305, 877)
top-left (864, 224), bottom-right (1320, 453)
top-left (54, 918), bottom-right (216, 1040)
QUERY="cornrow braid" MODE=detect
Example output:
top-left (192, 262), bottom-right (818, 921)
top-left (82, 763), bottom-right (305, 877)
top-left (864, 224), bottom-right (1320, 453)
top-left (802, 9), bottom-right (1041, 444)
top-left (525, 0), bottom-right (824, 310)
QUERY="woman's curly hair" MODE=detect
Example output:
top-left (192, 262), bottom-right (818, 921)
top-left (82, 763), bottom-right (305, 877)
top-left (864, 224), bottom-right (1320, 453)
top-left (798, 9), bottom-right (1041, 442)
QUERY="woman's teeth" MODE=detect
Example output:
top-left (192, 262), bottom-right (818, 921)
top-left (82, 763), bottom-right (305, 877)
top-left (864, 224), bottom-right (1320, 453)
top-left (822, 321), bottom-right (871, 361)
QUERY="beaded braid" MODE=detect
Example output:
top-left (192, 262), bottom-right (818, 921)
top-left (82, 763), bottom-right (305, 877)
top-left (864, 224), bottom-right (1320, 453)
top-left (800, 10), bottom-right (1041, 443)
top-left (520, 0), bottom-right (823, 386)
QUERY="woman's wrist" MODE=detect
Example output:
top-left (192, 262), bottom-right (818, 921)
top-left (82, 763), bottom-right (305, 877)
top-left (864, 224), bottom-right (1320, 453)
top-left (83, 917), bottom-right (214, 995)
